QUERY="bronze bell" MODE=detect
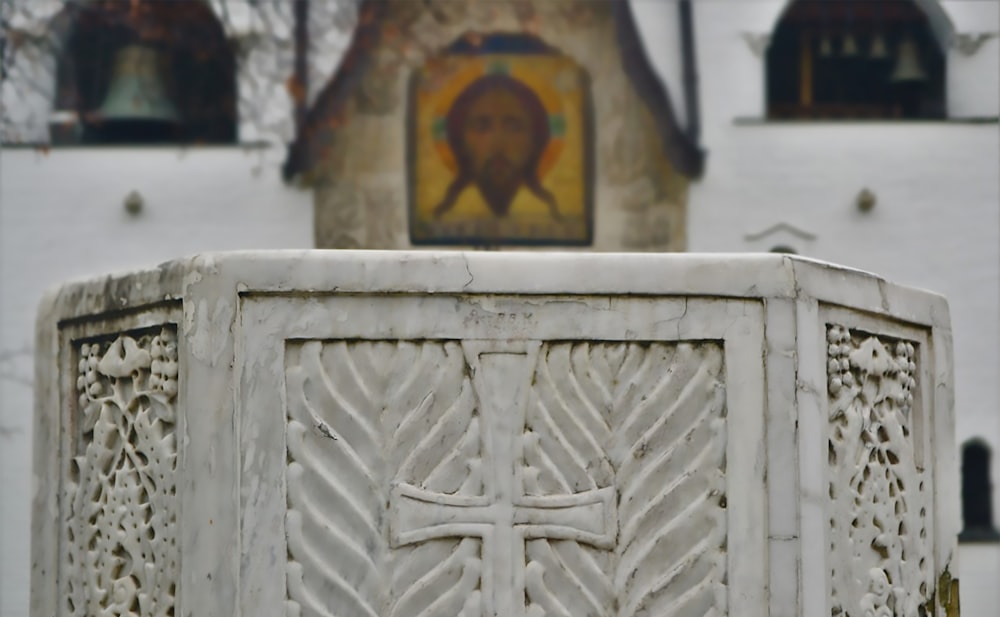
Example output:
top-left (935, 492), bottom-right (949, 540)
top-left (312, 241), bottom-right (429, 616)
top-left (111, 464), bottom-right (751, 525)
top-left (890, 36), bottom-right (928, 83)
top-left (90, 44), bottom-right (180, 143)
top-left (869, 33), bottom-right (888, 60)
top-left (889, 35), bottom-right (928, 118)
top-left (841, 33), bottom-right (859, 58)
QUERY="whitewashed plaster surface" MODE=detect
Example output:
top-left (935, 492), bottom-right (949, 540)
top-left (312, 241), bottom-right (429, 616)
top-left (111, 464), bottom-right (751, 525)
top-left (32, 252), bottom-right (959, 617)
top-left (0, 148), bottom-right (312, 617)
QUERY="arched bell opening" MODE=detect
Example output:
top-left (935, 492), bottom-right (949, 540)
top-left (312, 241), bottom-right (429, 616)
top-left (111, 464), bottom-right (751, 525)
top-left (960, 439), bottom-right (1000, 543)
top-left (51, 0), bottom-right (236, 145)
top-left (766, 0), bottom-right (947, 120)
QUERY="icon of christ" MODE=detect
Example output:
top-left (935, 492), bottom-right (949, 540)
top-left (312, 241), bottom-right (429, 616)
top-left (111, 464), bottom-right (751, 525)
top-left (432, 73), bottom-right (561, 221)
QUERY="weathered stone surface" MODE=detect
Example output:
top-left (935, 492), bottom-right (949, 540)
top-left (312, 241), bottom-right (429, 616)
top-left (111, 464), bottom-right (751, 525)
top-left (33, 252), bottom-right (958, 616)
top-left (285, 0), bottom-right (702, 251)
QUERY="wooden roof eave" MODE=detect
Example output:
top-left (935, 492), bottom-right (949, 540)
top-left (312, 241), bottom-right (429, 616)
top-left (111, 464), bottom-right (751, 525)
top-left (613, 0), bottom-right (706, 179)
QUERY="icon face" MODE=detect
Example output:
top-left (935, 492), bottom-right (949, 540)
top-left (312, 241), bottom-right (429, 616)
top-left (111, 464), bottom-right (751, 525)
top-left (409, 34), bottom-right (593, 246)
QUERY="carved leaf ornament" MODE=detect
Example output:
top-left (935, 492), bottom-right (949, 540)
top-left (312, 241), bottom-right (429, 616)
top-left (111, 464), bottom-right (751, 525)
top-left (285, 340), bottom-right (728, 617)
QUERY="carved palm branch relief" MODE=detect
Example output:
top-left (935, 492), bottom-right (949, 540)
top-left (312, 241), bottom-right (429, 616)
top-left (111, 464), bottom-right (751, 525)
top-left (609, 343), bottom-right (728, 617)
top-left (386, 341), bottom-right (481, 617)
top-left (522, 343), bottom-right (617, 617)
top-left (285, 339), bottom-right (728, 617)
top-left (65, 327), bottom-right (179, 617)
top-left (826, 325), bottom-right (933, 617)
top-left (285, 340), bottom-right (465, 617)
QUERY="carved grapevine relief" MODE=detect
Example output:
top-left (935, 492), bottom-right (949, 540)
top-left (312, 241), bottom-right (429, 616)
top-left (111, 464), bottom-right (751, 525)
top-left (826, 325), bottom-right (932, 617)
top-left (285, 339), bottom-right (727, 617)
top-left (65, 327), bottom-right (179, 617)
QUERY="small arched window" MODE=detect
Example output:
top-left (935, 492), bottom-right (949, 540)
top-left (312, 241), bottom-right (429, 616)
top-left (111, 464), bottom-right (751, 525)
top-left (767, 0), bottom-right (946, 120)
top-left (959, 439), bottom-right (1000, 542)
top-left (51, 0), bottom-right (236, 145)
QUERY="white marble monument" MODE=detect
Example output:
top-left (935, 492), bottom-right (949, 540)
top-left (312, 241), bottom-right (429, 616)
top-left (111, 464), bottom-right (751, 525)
top-left (32, 252), bottom-right (960, 616)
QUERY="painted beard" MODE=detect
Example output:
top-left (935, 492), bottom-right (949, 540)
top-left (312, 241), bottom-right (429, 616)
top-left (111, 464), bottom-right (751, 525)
top-left (474, 155), bottom-right (526, 217)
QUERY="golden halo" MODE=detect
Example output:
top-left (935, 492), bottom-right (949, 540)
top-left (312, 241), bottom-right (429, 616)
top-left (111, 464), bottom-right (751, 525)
top-left (427, 57), bottom-right (566, 178)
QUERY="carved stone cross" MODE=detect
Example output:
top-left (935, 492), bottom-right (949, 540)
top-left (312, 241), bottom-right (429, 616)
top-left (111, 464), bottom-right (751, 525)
top-left (389, 343), bottom-right (617, 617)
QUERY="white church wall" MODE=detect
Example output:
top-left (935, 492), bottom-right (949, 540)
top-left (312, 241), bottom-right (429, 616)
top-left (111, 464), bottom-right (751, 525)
top-left (0, 147), bottom-right (312, 617)
top-left (688, 0), bottom-right (785, 123)
top-left (941, 0), bottom-right (1000, 32)
top-left (683, 1), bottom-right (1000, 613)
top-left (947, 38), bottom-right (1000, 118)
top-left (630, 1), bottom-right (687, 128)
top-left (947, 40), bottom-right (1000, 119)
top-left (960, 544), bottom-right (1000, 614)
top-left (943, 0), bottom-right (1000, 118)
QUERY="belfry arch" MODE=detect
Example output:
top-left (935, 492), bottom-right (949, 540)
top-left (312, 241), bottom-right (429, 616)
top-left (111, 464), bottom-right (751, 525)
top-left (765, 0), bottom-right (951, 119)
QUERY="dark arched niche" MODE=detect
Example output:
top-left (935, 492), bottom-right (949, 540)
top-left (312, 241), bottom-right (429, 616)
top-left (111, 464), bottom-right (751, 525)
top-left (51, 0), bottom-right (236, 144)
top-left (960, 439), bottom-right (1000, 543)
top-left (766, 0), bottom-right (946, 120)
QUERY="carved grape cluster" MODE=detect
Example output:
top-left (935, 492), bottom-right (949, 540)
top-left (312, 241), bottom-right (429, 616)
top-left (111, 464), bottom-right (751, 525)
top-left (150, 327), bottom-right (179, 397)
top-left (76, 342), bottom-right (105, 408)
top-left (826, 325), bottom-right (917, 415)
top-left (826, 325), bottom-right (853, 394)
top-left (892, 340), bottom-right (917, 412)
top-left (76, 327), bottom-right (179, 411)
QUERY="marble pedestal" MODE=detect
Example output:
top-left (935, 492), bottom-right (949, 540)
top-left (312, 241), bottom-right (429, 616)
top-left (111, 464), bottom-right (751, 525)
top-left (32, 252), bottom-right (959, 617)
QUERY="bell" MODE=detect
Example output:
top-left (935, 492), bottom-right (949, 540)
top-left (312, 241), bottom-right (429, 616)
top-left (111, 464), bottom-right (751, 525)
top-left (91, 45), bottom-right (179, 142)
top-left (869, 33), bottom-right (888, 59)
top-left (819, 34), bottom-right (833, 57)
top-left (841, 33), bottom-right (859, 57)
top-left (890, 37), bottom-right (928, 82)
